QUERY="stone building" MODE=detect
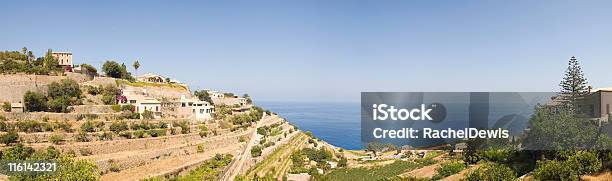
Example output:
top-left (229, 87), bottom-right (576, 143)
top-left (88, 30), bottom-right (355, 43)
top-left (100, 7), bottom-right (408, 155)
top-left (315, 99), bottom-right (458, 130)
top-left (51, 51), bottom-right (73, 66)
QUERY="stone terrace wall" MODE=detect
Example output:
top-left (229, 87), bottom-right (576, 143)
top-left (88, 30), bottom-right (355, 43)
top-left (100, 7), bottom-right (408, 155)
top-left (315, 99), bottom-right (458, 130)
top-left (0, 74), bottom-right (90, 103)
top-left (0, 112), bottom-right (120, 121)
top-left (81, 77), bottom-right (117, 87)
top-left (122, 84), bottom-right (192, 101)
top-left (71, 105), bottom-right (115, 114)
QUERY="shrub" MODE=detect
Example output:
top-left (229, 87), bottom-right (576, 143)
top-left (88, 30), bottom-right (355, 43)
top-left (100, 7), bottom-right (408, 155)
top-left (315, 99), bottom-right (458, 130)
top-left (85, 85), bottom-right (101, 95)
top-left (118, 131), bottom-right (132, 139)
top-left (338, 157), bottom-right (348, 167)
top-left (2, 143), bottom-right (34, 160)
top-left (109, 121), bottom-right (129, 133)
top-left (52, 121), bottom-right (73, 132)
top-left (2, 102), bottom-right (10, 112)
top-left (99, 131), bottom-right (113, 141)
top-left (101, 94), bottom-right (116, 105)
top-left (79, 148), bottom-right (93, 156)
top-left (111, 104), bottom-right (121, 112)
top-left (134, 129), bottom-right (145, 138)
top-left (147, 129), bottom-right (166, 137)
top-left (24, 91), bottom-right (47, 112)
top-left (16, 120), bottom-right (43, 133)
top-left (464, 162), bottom-right (516, 181)
top-left (121, 104), bottom-right (135, 112)
top-left (534, 151), bottom-right (602, 180)
top-left (47, 79), bottom-right (82, 113)
top-left (75, 131), bottom-right (91, 142)
top-left (239, 136), bottom-right (246, 142)
top-left (199, 131), bottom-right (208, 138)
top-left (80, 63), bottom-right (98, 75)
top-left (251, 145), bottom-right (262, 157)
top-left (109, 162), bottom-right (120, 172)
top-left (0, 131), bottom-right (19, 145)
top-left (197, 144), bottom-right (205, 153)
top-left (432, 161), bottom-right (465, 180)
top-left (142, 110), bottom-right (154, 119)
top-left (80, 121), bottom-right (96, 132)
top-left (0, 120), bottom-right (7, 132)
top-left (49, 134), bottom-right (64, 145)
top-left (174, 120), bottom-right (190, 134)
top-left (157, 121), bottom-right (168, 129)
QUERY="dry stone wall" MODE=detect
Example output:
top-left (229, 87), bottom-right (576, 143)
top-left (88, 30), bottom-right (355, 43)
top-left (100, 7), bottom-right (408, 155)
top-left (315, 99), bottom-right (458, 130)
top-left (0, 74), bottom-right (90, 103)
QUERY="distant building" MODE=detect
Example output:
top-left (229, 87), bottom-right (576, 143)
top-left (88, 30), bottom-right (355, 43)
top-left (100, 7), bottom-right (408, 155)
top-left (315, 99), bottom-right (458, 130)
top-left (120, 91), bottom-right (162, 119)
top-left (206, 90), bottom-right (225, 98)
top-left (137, 73), bottom-right (165, 83)
top-left (51, 52), bottom-right (72, 66)
top-left (138, 98), bottom-right (162, 119)
top-left (585, 88), bottom-right (612, 119)
top-left (180, 95), bottom-right (214, 120)
top-left (10, 102), bottom-right (23, 113)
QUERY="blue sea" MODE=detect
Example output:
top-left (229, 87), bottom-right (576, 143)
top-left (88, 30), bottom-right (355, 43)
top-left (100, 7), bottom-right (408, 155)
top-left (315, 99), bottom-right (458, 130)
top-left (258, 101), bottom-right (363, 150)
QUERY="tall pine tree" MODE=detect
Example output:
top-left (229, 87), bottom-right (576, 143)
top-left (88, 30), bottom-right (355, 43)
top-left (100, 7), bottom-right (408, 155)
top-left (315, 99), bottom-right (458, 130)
top-left (559, 56), bottom-right (589, 110)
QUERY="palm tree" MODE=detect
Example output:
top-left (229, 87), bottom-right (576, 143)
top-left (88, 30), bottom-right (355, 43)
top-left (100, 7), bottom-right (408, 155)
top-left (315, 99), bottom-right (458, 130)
top-left (27, 51), bottom-right (33, 63)
top-left (133, 60), bottom-right (140, 75)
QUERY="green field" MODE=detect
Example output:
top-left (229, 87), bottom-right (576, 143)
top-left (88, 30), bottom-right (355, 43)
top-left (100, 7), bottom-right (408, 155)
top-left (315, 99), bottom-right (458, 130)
top-left (319, 159), bottom-right (436, 181)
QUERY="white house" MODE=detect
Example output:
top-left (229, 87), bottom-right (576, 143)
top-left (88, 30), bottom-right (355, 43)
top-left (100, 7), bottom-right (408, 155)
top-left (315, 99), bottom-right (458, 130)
top-left (120, 91), bottom-right (162, 119)
top-left (180, 95), bottom-right (214, 120)
top-left (205, 90), bottom-right (225, 98)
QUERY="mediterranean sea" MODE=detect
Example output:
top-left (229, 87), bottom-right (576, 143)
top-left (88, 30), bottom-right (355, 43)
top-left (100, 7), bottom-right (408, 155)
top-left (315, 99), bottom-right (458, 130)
top-left (258, 101), bottom-right (363, 150)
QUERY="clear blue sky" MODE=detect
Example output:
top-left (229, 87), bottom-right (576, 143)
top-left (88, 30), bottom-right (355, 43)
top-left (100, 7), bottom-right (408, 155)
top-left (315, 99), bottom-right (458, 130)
top-left (2, 0), bottom-right (612, 102)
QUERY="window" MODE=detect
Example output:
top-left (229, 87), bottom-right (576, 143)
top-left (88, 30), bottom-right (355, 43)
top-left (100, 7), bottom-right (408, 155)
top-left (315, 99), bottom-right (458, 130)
top-left (182, 103), bottom-right (186, 107)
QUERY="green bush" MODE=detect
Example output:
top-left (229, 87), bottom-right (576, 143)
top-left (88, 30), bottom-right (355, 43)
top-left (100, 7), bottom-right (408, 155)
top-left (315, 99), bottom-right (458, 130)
top-left (2, 143), bottom-right (34, 160)
top-left (109, 162), bottom-right (120, 172)
top-left (147, 129), bottom-right (166, 137)
top-left (49, 134), bottom-right (64, 145)
top-left (75, 131), bottom-right (91, 142)
top-left (52, 121), bottom-right (73, 132)
top-left (85, 85), bottom-right (101, 95)
top-left (197, 144), bottom-right (205, 153)
top-left (101, 95), bottom-right (116, 105)
top-left (80, 121), bottom-right (95, 132)
top-left (0, 120), bottom-right (7, 132)
top-left (134, 129), bottom-right (145, 138)
top-left (24, 91), bottom-right (47, 112)
top-left (2, 102), bottom-right (10, 112)
top-left (118, 131), bottom-right (132, 139)
top-left (251, 145), bottom-right (262, 157)
top-left (16, 120), bottom-right (43, 132)
top-left (142, 110), bottom-right (154, 119)
top-left (111, 104), bottom-right (121, 112)
top-left (534, 151), bottom-right (602, 180)
top-left (432, 161), bottom-right (465, 180)
top-left (0, 131), bottom-right (19, 145)
top-left (174, 120), bottom-right (190, 134)
top-left (109, 121), bottom-right (129, 133)
top-left (464, 162), bottom-right (516, 181)
top-left (47, 79), bottom-right (82, 113)
top-left (79, 148), bottom-right (93, 156)
top-left (99, 131), bottom-right (113, 141)
top-left (121, 104), bottom-right (135, 111)
top-left (199, 131), bottom-right (208, 138)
